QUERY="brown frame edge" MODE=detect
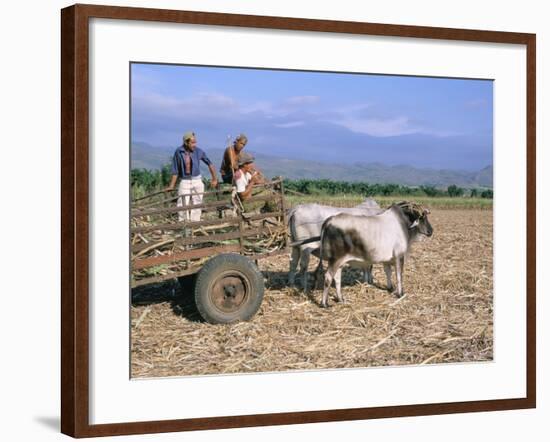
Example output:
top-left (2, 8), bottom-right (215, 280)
top-left (61, 3), bottom-right (536, 438)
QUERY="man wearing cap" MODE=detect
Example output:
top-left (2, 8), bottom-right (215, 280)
top-left (165, 131), bottom-right (218, 222)
top-left (234, 152), bottom-right (263, 201)
top-left (220, 134), bottom-right (247, 184)
top-left (233, 152), bottom-right (280, 214)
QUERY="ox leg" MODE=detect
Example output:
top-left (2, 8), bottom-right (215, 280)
top-left (321, 265), bottom-right (335, 308)
top-left (363, 264), bottom-right (374, 285)
top-left (334, 267), bottom-right (345, 303)
top-left (300, 249), bottom-right (312, 292)
top-left (312, 259), bottom-right (323, 294)
top-left (394, 256), bottom-right (404, 298)
top-left (288, 246), bottom-right (300, 286)
top-left (384, 263), bottom-right (394, 292)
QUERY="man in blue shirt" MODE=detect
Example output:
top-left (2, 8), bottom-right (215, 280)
top-left (165, 131), bottom-right (219, 222)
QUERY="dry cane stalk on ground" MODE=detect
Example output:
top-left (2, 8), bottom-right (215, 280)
top-left (131, 209), bottom-right (493, 378)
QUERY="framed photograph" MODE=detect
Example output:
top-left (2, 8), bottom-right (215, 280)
top-left (61, 4), bottom-right (536, 438)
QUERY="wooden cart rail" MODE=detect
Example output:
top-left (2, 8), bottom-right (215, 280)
top-left (131, 186), bottom-right (284, 217)
top-left (133, 189), bottom-right (233, 210)
top-left (132, 225), bottom-right (279, 253)
top-left (132, 178), bottom-right (284, 205)
top-left (131, 249), bottom-right (289, 289)
top-left (131, 211), bottom-right (283, 234)
top-left (130, 194), bottom-right (289, 217)
top-left (131, 178), bottom-right (289, 289)
top-left (133, 244), bottom-right (242, 270)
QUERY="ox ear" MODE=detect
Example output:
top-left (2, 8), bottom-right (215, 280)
top-left (409, 219), bottom-right (420, 229)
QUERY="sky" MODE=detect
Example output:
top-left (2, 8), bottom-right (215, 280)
top-left (131, 63), bottom-right (493, 171)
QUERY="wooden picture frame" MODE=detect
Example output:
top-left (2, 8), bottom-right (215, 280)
top-left (61, 3), bottom-right (536, 438)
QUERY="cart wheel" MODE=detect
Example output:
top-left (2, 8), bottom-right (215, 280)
top-left (194, 253), bottom-right (264, 324)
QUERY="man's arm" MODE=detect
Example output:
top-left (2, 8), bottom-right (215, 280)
top-left (223, 146), bottom-right (236, 172)
top-left (165, 151), bottom-right (179, 191)
top-left (237, 171), bottom-right (260, 200)
top-left (249, 166), bottom-right (266, 184)
top-left (229, 148), bottom-right (237, 172)
top-left (208, 164), bottom-right (218, 188)
top-left (200, 149), bottom-right (218, 188)
top-left (166, 174), bottom-right (178, 191)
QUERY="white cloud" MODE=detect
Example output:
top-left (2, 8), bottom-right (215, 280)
top-left (133, 91), bottom-right (238, 119)
top-left (131, 70), bottom-right (160, 88)
top-left (336, 103), bottom-right (372, 114)
top-left (335, 116), bottom-right (421, 137)
top-left (332, 113), bottom-right (461, 138)
top-left (274, 121), bottom-right (305, 128)
top-left (244, 95), bottom-right (321, 118)
top-left (134, 90), bottom-right (325, 128)
top-left (133, 89), bottom-right (459, 140)
top-left (243, 101), bottom-right (274, 114)
top-left (284, 95), bottom-right (320, 106)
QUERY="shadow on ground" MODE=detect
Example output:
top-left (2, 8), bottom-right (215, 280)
top-left (262, 267), bottom-right (391, 307)
top-left (131, 268), bottom-right (392, 317)
top-left (131, 275), bottom-right (203, 322)
top-left (263, 267), bottom-right (382, 291)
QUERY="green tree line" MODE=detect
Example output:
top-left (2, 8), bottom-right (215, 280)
top-left (282, 179), bottom-right (492, 198)
top-left (131, 167), bottom-right (493, 199)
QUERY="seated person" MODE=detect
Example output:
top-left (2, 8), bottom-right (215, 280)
top-left (234, 152), bottom-right (264, 200)
top-left (234, 153), bottom-right (279, 214)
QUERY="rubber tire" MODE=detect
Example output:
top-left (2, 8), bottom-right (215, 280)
top-left (194, 253), bottom-right (265, 324)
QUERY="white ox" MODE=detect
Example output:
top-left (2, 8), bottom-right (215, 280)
top-left (313, 201), bottom-right (433, 308)
top-left (288, 198), bottom-right (383, 291)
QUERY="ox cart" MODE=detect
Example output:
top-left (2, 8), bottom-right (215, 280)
top-left (131, 178), bottom-right (289, 324)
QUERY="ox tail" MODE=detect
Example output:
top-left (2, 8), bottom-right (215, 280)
top-left (288, 236), bottom-right (321, 248)
top-left (287, 208), bottom-right (297, 243)
top-left (312, 222), bottom-right (329, 290)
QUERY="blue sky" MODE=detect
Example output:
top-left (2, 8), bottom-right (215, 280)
top-left (131, 63), bottom-right (493, 171)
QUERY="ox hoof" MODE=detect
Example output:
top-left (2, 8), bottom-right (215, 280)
top-left (392, 290), bottom-right (404, 298)
top-left (320, 302), bottom-right (329, 308)
top-left (387, 285), bottom-right (395, 293)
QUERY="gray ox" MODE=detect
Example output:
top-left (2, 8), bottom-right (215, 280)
top-left (313, 201), bottom-right (433, 308)
top-left (288, 198), bottom-right (383, 291)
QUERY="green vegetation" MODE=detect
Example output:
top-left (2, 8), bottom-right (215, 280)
top-left (281, 178), bottom-right (492, 199)
top-left (480, 189), bottom-right (493, 199)
top-left (447, 184), bottom-right (464, 197)
top-left (131, 165), bottom-right (172, 199)
top-left (130, 168), bottom-right (493, 209)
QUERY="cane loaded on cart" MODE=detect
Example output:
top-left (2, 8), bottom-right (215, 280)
top-left (130, 177), bottom-right (289, 324)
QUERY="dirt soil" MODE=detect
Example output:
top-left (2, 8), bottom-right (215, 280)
top-left (131, 209), bottom-right (493, 378)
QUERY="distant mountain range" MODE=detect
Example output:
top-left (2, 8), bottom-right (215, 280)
top-left (131, 141), bottom-right (493, 189)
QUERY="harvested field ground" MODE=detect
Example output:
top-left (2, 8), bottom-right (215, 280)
top-left (131, 209), bottom-right (493, 378)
